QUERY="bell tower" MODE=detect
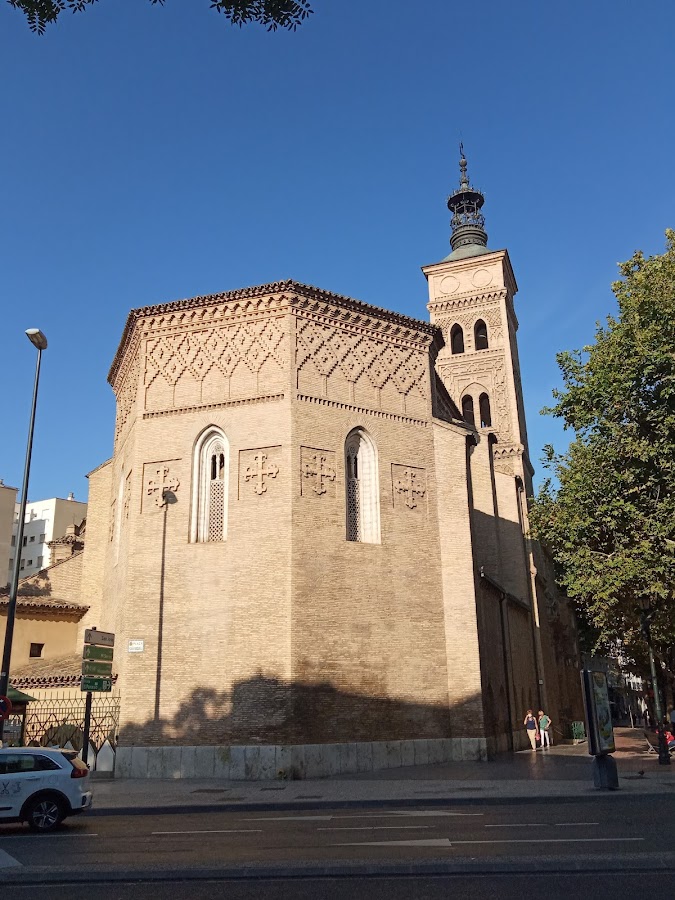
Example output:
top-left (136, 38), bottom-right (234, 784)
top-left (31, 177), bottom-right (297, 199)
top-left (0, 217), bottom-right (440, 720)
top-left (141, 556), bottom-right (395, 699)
top-left (423, 148), bottom-right (532, 484)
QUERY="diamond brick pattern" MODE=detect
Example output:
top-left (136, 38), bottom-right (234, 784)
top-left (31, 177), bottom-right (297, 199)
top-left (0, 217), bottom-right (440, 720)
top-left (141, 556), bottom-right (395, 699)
top-left (295, 318), bottom-right (427, 399)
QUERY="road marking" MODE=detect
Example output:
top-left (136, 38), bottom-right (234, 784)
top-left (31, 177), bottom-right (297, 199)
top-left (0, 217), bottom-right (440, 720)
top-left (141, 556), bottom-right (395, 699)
top-left (0, 849), bottom-right (22, 869)
top-left (0, 833), bottom-right (99, 839)
top-left (318, 826), bottom-right (432, 831)
top-left (337, 837), bottom-right (644, 848)
top-left (338, 839), bottom-right (453, 847)
top-left (245, 816), bottom-right (333, 822)
top-left (334, 811), bottom-right (484, 819)
top-left (453, 838), bottom-right (644, 845)
top-left (152, 829), bottom-right (263, 836)
top-left (244, 812), bottom-right (482, 823)
top-left (484, 822), bottom-right (600, 828)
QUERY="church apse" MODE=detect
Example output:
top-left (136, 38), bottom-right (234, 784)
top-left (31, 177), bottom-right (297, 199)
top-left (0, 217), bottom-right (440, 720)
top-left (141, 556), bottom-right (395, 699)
top-left (80, 160), bottom-right (583, 774)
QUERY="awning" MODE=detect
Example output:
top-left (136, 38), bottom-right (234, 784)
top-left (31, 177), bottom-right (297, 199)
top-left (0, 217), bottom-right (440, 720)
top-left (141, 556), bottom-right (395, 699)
top-left (7, 686), bottom-right (37, 703)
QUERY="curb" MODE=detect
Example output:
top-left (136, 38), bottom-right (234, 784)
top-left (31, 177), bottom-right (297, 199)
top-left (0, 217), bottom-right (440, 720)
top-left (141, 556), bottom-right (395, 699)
top-left (2, 851), bottom-right (675, 884)
top-left (87, 790), bottom-right (661, 817)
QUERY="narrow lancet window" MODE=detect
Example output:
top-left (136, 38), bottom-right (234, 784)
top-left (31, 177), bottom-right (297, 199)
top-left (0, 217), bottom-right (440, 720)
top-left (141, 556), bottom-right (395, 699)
top-left (191, 427), bottom-right (229, 543)
top-left (462, 395), bottom-right (476, 428)
top-left (479, 393), bottom-right (492, 428)
top-left (451, 324), bottom-right (465, 355)
top-left (345, 428), bottom-right (380, 544)
top-left (474, 319), bottom-right (489, 350)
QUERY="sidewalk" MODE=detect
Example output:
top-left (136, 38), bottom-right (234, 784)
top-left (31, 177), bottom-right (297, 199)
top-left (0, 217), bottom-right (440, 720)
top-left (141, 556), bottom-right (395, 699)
top-left (91, 728), bottom-right (675, 814)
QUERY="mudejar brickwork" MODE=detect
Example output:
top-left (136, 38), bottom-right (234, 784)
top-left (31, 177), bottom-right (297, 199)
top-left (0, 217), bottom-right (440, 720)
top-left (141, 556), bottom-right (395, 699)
top-left (74, 155), bottom-right (583, 778)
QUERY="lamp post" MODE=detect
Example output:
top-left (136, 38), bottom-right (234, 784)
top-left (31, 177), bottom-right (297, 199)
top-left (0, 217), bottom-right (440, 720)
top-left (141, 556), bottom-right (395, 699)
top-left (0, 329), bottom-right (48, 743)
top-left (639, 598), bottom-right (671, 766)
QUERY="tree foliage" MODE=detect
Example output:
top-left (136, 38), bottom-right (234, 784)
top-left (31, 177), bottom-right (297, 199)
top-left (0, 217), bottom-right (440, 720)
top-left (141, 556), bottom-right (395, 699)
top-left (530, 230), bottom-right (675, 669)
top-left (7, 0), bottom-right (313, 35)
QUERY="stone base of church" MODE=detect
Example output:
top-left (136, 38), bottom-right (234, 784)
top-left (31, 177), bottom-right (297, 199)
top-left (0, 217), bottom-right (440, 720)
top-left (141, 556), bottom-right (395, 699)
top-left (114, 737), bottom-right (489, 780)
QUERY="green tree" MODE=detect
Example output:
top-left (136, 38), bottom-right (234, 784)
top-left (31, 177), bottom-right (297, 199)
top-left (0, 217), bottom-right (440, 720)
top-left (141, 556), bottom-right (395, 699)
top-left (530, 230), bottom-right (675, 676)
top-left (7, 0), bottom-right (312, 35)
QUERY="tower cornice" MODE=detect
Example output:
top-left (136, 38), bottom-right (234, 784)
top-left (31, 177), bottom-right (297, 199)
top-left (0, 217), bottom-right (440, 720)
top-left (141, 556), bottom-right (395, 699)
top-left (422, 248), bottom-right (518, 299)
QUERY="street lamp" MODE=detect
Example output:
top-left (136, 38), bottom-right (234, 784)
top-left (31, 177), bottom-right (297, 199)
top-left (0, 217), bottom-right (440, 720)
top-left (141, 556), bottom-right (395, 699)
top-left (639, 598), bottom-right (671, 766)
top-left (0, 329), bottom-right (48, 743)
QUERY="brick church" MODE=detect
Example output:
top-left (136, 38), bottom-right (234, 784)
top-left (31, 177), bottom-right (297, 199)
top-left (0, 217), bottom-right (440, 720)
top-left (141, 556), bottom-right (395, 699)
top-left (75, 154), bottom-right (582, 777)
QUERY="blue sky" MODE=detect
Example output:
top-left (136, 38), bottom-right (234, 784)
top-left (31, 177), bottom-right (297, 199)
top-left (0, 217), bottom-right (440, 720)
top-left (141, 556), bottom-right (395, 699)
top-left (1, 0), bottom-right (673, 502)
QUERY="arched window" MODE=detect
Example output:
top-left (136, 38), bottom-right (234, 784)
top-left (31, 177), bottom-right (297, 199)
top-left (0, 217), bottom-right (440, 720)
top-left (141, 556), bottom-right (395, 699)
top-left (479, 392), bottom-right (492, 428)
top-left (474, 319), bottom-right (489, 351)
top-left (450, 324), bottom-right (465, 355)
top-left (191, 426), bottom-right (229, 543)
top-left (462, 395), bottom-right (476, 428)
top-left (345, 428), bottom-right (380, 544)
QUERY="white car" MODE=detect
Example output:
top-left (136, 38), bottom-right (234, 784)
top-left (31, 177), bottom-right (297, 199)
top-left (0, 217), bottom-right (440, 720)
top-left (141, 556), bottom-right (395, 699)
top-left (0, 747), bottom-right (93, 832)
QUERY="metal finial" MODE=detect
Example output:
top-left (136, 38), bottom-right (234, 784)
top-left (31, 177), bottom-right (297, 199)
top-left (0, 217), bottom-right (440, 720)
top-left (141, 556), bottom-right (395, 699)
top-left (459, 144), bottom-right (469, 188)
top-left (446, 144), bottom-right (487, 252)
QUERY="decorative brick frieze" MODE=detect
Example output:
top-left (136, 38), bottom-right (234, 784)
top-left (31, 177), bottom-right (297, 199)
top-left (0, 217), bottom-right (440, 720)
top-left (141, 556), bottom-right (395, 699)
top-left (295, 316), bottom-right (429, 404)
top-left (296, 394), bottom-right (428, 428)
top-left (142, 393), bottom-right (285, 420)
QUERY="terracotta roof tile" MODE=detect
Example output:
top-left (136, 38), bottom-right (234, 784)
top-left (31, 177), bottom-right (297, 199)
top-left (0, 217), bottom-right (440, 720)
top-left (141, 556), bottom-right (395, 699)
top-left (0, 595), bottom-right (89, 614)
top-left (11, 653), bottom-right (118, 689)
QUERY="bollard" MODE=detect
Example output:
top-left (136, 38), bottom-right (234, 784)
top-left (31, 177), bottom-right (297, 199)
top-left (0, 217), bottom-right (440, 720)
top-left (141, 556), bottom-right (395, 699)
top-left (592, 753), bottom-right (619, 790)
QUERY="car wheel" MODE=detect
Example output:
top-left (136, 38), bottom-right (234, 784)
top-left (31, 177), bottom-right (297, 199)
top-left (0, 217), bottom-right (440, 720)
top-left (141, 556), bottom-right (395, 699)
top-left (25, 796), bottom-right (66, 832)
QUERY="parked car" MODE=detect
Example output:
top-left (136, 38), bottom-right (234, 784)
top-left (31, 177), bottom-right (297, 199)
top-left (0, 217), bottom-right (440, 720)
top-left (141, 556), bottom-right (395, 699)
top-left (0, 747), bottom-right (93, 832)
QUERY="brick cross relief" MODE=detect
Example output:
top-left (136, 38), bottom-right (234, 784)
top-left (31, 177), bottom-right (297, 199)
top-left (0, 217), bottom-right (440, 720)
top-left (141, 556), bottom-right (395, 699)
top-left (303, 453), bottom-right (336, 495)
top-left (245, 453), bottom-right (279, 495)
top-left (395, 468), bottom-right (425, 510)
top-left (146, 465), bottom-right (180, 507)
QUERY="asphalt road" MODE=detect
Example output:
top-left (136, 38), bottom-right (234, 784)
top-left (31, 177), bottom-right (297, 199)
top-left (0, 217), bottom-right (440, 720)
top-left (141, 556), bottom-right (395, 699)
top-left (1, 795), bottom-right (674, 878)
top-left (1, 873), bottom-right (674, 900)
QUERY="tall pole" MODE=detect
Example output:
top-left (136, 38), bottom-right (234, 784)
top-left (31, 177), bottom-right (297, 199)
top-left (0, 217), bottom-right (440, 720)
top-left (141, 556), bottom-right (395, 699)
top-left (0, 331), bottom-right (47, 743)
top-left (642, 610), bottom-right (671, 766)
top-left (81, 690), bottom-right (93, 765)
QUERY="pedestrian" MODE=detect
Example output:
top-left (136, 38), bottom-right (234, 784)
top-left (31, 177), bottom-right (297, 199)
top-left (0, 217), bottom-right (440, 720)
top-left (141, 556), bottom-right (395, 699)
top-left (538, 709), bottom-right (552, 748)
top-left (524, 709), bottom-right (539, 751)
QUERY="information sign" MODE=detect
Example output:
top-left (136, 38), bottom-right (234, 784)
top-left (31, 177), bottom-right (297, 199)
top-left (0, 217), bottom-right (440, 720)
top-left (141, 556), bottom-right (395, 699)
top-left (83, 645), bottom-right (114, 662)
top-left (84, 628), bottom-right (115, 647)
top-left (80, 676), bottom-right (112, 693)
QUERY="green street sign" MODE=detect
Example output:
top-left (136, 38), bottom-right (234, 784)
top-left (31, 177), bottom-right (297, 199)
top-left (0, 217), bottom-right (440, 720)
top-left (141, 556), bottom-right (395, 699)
top-left (80, 676), bottom-right (112, 693)
top-left (82, 660), bottom-right (113, 677)
top-left (83, 645), bottom-right (114, 662)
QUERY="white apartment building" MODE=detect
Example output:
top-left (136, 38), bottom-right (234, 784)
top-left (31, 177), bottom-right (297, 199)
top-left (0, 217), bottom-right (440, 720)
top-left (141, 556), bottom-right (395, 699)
top-left (0, 480), bottom-right (18, 588)
top-left (6, 494), bottom-right (87, 584)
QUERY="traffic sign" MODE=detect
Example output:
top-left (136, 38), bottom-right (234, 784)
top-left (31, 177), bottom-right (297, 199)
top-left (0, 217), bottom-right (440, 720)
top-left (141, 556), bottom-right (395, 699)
top-left (80, 676), bottom-right (112, 693)
top-left (83, 645), bottom-right (114, 662)
top-left (82, 660), bottom-right (113, 677)
top-left (84, 628), bottom-right (115, 647)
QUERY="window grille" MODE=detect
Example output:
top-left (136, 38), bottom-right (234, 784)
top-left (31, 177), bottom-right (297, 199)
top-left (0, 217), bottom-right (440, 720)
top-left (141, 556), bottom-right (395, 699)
top-left (191, 428), bottom-right (229, 543)
top-left (345, 428), bottom-right (380, 544)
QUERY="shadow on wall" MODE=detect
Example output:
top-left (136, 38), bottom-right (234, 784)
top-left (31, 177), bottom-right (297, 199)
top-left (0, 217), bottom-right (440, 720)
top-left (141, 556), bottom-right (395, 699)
top-left (471, 506), bottom-right (584, 741)
top-left (121, 674), bottom-right (494, 749)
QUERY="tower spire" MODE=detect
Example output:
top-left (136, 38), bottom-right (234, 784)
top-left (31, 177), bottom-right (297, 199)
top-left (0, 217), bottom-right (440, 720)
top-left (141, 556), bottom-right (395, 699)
top-left (447, 145), bottom-right (488, 253)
